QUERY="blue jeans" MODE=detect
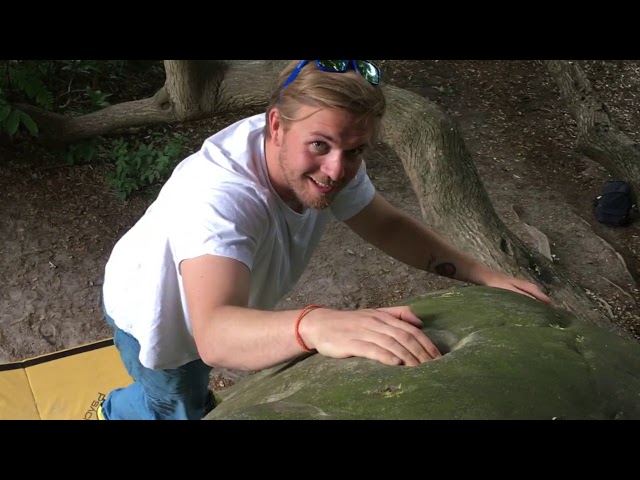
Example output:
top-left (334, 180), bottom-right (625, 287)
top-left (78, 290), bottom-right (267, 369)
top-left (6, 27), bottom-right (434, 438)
top-left (102, 310), bottom-right (213, 420)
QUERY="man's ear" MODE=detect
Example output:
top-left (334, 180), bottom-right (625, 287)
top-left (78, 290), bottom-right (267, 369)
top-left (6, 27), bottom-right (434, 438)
top-left (268, 109), bottom-right (282, 147)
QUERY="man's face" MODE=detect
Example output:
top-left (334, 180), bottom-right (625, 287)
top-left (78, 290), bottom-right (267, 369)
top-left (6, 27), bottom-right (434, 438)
top-left (270, 105), bottom-right (373, 211)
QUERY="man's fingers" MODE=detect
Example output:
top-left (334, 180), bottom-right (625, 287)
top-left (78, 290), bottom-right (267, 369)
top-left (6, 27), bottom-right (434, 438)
top-left (370, 307), bottom-right (442, 361)
top-left (376, 306), bottom-right (423, 327)
top-left (513, 281), bottom-right (553, 304)
top-left (350, 340), bottom-right (403, 366)
top-left (362, 316), bottom-right (442, 363)
top-left (528, 286), bottom-right (553, 304)
top-left (313, 307), bottom-right (446, 367)
top-left (418, 335), bottom-right (442, 359)
top-left (351, 337), bottom-right (423, 366)
top-left (385, 320), bottom-right (442, 360)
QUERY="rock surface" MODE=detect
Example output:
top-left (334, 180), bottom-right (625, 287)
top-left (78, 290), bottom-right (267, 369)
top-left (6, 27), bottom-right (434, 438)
top-left (205, 286), bottom-right (640, 420)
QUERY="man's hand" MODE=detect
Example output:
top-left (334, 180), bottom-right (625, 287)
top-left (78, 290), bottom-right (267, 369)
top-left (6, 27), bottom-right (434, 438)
top-left (482, 271), bottom-right (552, 304)
top-left (298, 306), bottom-right (442, 366)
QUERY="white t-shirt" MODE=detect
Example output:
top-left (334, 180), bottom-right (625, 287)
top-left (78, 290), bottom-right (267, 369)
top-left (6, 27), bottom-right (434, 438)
top-left (102, 113), bottom-right (376, 370)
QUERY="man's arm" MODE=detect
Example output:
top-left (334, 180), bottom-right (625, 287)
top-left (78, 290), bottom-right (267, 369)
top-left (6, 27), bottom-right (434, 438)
top-left (180, 254), bottom-right (442, 371)
top-left (345, 192), bottom-right (551, 303)
top-left (181, 255), bottom-right (306, 371)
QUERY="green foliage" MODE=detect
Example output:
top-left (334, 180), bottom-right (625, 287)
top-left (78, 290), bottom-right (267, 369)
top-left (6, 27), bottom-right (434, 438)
top-left (105, 132), bottom-right (185, 200)
top-left (0, 60), bottom-right (160, 140)
top-left (0, 93), bottom-right (38, 137)
top-left (61, 128), bottom-right (186, 201)
top-left (8, 62), bottom-right (55, 109)
top-left (84, 87), bottom-right (111, 109)
top-left (64, 137), bottom-right (104, 165)
top-left (1, 60), bottom-right (179, 203)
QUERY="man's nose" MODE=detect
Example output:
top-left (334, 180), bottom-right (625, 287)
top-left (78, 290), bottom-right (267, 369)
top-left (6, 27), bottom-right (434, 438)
top-left (321, 151), bottom-right (345, 181)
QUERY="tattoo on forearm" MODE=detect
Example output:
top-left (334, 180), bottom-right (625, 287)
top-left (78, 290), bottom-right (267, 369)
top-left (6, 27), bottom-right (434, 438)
top-left (435, 262), bottom-right (457, 278)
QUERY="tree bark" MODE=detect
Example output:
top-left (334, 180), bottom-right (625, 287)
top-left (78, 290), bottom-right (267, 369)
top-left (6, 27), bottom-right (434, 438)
top-left (19, 60), bottom-right (289, 145)
top-left (163, 60), bottom-right (285, 119)
top-left (380, 84), bottom-right (632, 339)
top-left (17, 89), bottom-right (174, 146)
top-left (546, 60), bottom-right (640, 202)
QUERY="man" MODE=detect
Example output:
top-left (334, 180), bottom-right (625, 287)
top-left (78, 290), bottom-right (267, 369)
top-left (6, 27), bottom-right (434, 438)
top-left (99, 60), bottom-right (551, 420)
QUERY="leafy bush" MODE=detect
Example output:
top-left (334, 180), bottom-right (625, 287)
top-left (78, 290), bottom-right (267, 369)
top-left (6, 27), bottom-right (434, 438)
top-left (105, 132), bottom-right (185, 200)
top-left (0, 60), bottom-right (159, 139)
top-left (0, 94), bottom-right (38, 137)
top-left (1, 60), bottom-right (180, 202)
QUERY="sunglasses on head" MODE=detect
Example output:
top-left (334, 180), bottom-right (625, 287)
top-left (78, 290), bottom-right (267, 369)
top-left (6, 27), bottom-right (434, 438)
top-left (280, 60), bottom-right (381, 95)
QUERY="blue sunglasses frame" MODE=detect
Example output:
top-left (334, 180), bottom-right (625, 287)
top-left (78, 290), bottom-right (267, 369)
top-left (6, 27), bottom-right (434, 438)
top-left (280, 60), bottom-right (381, 95)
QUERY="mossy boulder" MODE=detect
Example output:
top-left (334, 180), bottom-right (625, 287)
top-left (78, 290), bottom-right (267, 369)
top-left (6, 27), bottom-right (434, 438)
top-left (205, 286), bottom-right (640, 420)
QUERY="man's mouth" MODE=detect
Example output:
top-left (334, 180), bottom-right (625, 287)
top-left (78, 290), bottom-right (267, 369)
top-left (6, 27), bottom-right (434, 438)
top-left (307, 176), bottom-right (334, 194)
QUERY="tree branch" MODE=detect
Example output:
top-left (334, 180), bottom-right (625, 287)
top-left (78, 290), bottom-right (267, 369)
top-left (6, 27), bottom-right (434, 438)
top-left (546, 60), bottom-right (640, 201)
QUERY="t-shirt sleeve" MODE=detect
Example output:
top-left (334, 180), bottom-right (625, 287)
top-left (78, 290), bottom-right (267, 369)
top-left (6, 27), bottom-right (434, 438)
top-left (167, 187), bottom-right (265, 273)
top-left (330, 160), bottom-right (376, 222)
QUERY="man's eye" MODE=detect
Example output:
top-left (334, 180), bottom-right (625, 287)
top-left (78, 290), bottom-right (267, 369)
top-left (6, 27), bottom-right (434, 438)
top-left (347, 148), bottom-right (364, 157)
top-left (312, 141), bottom-right (328, 151)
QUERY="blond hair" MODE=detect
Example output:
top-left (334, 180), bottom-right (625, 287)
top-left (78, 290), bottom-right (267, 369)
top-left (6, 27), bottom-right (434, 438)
top-left (264, 60), bottom-right (386, 141)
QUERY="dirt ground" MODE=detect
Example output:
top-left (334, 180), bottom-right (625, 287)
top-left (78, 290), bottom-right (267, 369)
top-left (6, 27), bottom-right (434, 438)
top-left (1, 60), bottom-right (639, 391)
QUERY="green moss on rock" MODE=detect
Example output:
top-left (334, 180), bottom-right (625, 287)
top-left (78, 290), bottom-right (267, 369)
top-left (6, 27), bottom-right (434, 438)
top-left (205, 286), bottom-right (640, 420)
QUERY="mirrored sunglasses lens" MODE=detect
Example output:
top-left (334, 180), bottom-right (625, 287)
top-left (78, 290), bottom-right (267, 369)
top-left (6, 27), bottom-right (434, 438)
top-left (355, 60), bottom-right (381, 84)
top-left (317, 60), bottom-right (349, 72)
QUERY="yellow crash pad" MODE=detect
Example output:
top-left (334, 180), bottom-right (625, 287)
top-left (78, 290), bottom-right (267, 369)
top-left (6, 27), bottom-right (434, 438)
top-left (0, 339), bottom-right (132, 420)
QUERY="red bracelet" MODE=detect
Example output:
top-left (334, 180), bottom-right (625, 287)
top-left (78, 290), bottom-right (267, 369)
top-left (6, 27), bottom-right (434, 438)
top-left (295, 304), bottom-right (322, 352)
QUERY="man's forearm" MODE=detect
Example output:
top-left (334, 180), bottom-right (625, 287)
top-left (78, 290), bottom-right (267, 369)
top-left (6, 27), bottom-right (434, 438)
top-left (365, 213), bottom-right (491, 285)
top-left (195, 306), bottom-right (308, 371)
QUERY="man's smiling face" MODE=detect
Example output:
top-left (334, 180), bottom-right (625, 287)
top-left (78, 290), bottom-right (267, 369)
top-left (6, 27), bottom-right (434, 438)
top-left (267, 104), bottom-right (373, 211)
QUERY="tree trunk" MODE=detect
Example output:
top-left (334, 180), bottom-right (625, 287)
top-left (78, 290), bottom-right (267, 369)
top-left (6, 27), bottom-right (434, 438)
top-left (163, 60), bottom-right (284, 119)
top-left (19, 60), bottom-right (289, 145)
top-left (380, 84), bottom-right (632, 339)
top-left (17, 89), bottom-right (174, 146)
top-left (546, 60), bottom-right (640, 202)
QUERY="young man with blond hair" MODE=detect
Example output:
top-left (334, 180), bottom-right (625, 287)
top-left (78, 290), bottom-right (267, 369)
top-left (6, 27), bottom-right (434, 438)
top-left (99, 60), bottom-right (551, 420)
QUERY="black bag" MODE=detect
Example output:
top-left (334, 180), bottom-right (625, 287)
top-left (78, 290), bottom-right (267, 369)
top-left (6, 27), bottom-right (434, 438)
top-left (594, 180), bottom-right (634, 226)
